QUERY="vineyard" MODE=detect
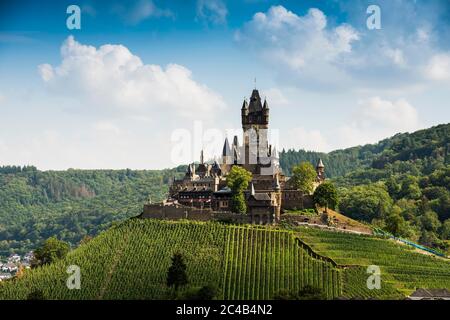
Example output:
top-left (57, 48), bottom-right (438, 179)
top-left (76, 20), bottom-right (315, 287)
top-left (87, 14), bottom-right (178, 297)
top-left (222, 226), bottom-right (341, 299)
top-left (0, 219), bottom-right (448, 300)
top-left (295, 226), bottom-right (450, 297)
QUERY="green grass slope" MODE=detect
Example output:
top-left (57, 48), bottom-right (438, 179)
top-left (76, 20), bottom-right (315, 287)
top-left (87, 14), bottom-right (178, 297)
top-left (0, 219), bottom-right (449, 300)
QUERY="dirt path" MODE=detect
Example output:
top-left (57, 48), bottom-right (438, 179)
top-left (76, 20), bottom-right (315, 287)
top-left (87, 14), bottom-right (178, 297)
top-left (295, 221), bottom-right (373, 235)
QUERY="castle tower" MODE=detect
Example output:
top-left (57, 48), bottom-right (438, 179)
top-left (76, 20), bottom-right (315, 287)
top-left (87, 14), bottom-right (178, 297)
top-left (241, 89), bottom-right (269, 172)
top-left (316, 158), bottom-right (325, 182)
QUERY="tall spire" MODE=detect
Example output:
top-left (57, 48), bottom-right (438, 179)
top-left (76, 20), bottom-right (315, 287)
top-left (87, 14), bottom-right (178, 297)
top-left (250, 182), bottom-right (255, 196)
top-left (222, 138), bottom-right (231, 157)
top-left (200, 150), bottom-right (204, 164)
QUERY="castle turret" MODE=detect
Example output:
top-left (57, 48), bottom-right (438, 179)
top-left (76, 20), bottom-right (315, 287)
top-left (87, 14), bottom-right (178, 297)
top-left (241, 98), bottom-right (249, 125)
top-left (222, 138), bottom-right (232, 165)
top-left (263, 98), bottom-right (269, 124)
top-left (316, 158), bottom-right (325, 182)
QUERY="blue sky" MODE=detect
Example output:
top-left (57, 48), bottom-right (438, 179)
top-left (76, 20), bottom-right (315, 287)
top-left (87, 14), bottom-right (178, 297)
top-left (0, 0), bottom-right (449, 169)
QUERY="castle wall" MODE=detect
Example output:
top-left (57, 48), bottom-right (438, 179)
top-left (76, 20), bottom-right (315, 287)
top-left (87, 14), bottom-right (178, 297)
top-left (281, 191), bottom-right (314, 210)
top-left (140, 203), bottom-right (250, 223)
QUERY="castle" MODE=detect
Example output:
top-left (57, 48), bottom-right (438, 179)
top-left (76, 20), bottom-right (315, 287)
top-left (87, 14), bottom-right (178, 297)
top-left (144, 88), bottom-right (325, 224)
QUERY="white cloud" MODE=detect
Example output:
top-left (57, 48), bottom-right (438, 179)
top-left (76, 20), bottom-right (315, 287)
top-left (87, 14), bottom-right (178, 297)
top-left (93, 121), bottom-right (121, 135)
top-left (236, 5), bottom-right (450, 92)
top-left (281, 127), bottom-right (330, 152)
top-left (424, 53), bottom-right (450, 81)
top-left (384, 48), bottom-right (406, 67)
top-left (260, 88), bottom-right (289, 106)
top-left (336, 97), bottom-right (421, 148)
top-left (236, 6), bottom-right (359, 89)
top-left (197, 0), bottom-right (228, 25)
top-left (112, 0), bottom-right (173, 25)
top-left (38, 64), bottom-right (53, 81)
top-left (38, 36), bottom-right (226, 119)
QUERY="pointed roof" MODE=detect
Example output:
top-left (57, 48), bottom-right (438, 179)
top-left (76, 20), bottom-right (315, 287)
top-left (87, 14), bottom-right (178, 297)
top-left (271, 145), bottom-right (278, 158)
top-left (263, 98), bottom-right (269, 110)
top-left (241, 99), bottom-right (248, 110)
top-left (249, 89), bottom-right (263, 113)
top-left (222, 138), bottom-right (231, 156)
top-left (316, 158), bottom-right (324, 168)
top-left (233, 135), bottom-right (239, 147)
top-left (250, 182), bottom-right (255, 196)
top-left (200, 150), bottom-right (204, 164)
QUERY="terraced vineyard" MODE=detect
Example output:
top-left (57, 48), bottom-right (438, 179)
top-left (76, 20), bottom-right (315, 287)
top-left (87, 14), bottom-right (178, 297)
top-left (296, 226), bottom-right (450, 297)
top-left (0, 219), bottom-right (448, 300)
top-left (0, 219), bottom-right (342, 300)
top-left (223, 226), bottom-right (341, 299)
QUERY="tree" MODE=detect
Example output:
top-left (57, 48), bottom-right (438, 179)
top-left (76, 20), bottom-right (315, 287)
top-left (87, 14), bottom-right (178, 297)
top-left (313, 182), bottom-right (338, 211)
top-left (385, 206), bottom-right (409, 237)
top-left (227, 166), bottom-right (252, 214)
top-left (339, 183), bottom-right (393, 222)
top-left (32, 237), bottom-right (70, 267)
top-left (166, 252), bottom-right (188, 294)
top-left (440, 219), bottom-right (450, 240)
top-left (420, 211), bottom-right (441, 232)
top-left (291, 162), bottom-right (317, 194)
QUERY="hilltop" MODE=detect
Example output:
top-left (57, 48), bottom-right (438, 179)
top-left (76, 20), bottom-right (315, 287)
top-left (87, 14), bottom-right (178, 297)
top-left (1, 219), bottom-right (448, 300)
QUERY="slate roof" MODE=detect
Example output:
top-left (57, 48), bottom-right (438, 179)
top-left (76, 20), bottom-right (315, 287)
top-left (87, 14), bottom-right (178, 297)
top-left (222, 138), bottom-right (231, 156)
top-left (409, 288), bottom-right (450, 298)
top-left (248, 89), bottom-right (263, 113)
top-left (250, 193), bottom-right (271, 201)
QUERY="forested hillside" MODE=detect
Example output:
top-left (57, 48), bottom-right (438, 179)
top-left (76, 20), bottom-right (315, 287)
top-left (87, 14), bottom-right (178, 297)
top-left (0, 166), bottom-right (185, 257)
top-left (279, 123), bottom-right (449, 177)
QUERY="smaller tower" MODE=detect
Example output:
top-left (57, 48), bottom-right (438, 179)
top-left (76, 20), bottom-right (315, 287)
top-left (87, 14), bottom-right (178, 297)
top-left (222, 138), bottom-right (232, 165)
top-left (316, 158), bottom-right (325, 182)
top-left (262, 98), bottom-right (269, 124)
top-left (272, 174), bottom-right (281, 223)
top-left (241, 98), bottom-right (248, 125)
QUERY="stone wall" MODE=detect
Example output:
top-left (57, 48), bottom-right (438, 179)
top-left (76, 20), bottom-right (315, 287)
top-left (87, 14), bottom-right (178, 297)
top-left (281, 193), bottom-right (314, 210)
top-left (140, 203), bottom-right (251, 223)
